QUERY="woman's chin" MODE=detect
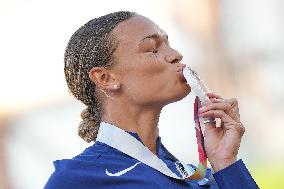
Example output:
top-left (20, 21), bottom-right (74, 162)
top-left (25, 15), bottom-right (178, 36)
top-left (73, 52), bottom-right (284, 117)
top-left (179, 83), bottom-right (191, 97)
top-left (166, 85), bottom-right (191, 104)
top-left (177, 88), bottom-right (191, 101)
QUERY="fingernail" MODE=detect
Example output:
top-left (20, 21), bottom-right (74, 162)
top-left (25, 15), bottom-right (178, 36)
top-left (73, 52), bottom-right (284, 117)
top-left (199, 107), bottom-right (206, 113)
top-left (215, 98), bottom-right (224, 103)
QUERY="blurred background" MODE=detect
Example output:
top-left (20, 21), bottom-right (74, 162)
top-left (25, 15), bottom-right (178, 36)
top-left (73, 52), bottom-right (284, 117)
top-left (0, 0), bottom-right (284, 188)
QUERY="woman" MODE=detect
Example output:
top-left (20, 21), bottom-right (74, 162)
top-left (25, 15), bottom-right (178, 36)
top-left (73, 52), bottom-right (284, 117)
top-left (44, 11), bottom-right (258, 188)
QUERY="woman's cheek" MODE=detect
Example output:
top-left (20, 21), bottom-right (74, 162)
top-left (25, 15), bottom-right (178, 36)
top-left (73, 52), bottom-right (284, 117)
top-left (135, 52), bottom-right (167, 76)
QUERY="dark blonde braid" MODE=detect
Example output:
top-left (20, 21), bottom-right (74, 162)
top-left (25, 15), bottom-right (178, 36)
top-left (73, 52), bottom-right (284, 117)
top-left (64, 11), bottom-right (135, 142)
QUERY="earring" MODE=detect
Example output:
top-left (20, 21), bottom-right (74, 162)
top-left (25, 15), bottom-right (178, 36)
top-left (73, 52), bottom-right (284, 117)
top-left (99, 89), bottom-right (111, 98)
top-left (114, 84), bottom-right (119, 89)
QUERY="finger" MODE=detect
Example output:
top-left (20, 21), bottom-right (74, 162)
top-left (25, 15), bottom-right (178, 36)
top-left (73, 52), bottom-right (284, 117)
top-left (199, 102), bottom-right (239, 121)
top-left (201, 110), bottom-right (245, 135)
top-left (208, 93), bottom-right (225, 105)
top-left (225, 98), bottom-right (238, 109)
top-left (209, 98), bottom-right (240, 120)
top-left (210, 98), bottom-right (225, 103)
top-left (223, 98), bottom-right (240, 119)
top-left (200, 110), bottom-right (235, 125)
top-left (209, 97), bottom-right (225, 104)
top-left (207, 95), bottom-right (238, 110)
top-left (207, 93), bottom-right (223, 99)
top-left (199, 102), bottom-right (231, 113)
top-left (203, 120), bottom-right (218, 132)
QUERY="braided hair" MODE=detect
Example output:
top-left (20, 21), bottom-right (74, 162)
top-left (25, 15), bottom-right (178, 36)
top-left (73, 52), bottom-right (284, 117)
top-left (64, 11), bottom-right (136, 142)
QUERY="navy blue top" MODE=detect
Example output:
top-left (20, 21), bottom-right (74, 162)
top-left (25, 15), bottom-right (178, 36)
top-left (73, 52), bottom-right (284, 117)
top-left (44, 133), bottom-right (259, 189)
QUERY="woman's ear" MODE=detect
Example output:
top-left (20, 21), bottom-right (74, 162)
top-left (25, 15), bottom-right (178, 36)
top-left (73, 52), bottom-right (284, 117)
top-left (89, 67), bottom-right (121, 91)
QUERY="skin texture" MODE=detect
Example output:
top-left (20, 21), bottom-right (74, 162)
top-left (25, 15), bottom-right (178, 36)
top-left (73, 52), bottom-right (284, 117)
top-left (89, 15), bottom-right (245, 172)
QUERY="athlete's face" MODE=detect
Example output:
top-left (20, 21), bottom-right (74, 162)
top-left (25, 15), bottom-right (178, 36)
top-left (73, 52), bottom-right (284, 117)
top-left (93, 15), bottom-right (191, 108)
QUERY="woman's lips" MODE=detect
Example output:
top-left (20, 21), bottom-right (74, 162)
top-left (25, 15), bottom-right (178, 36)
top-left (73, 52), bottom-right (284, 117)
top-left (176, 65), bottom-right (186, 72)
top-left (177, 71), bottom-right (187, 82)
top-left (176, 64), bottom-right (187, 82)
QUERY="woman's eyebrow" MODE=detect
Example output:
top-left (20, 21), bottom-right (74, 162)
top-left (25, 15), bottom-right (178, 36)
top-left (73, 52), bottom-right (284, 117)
top-left (140, 33), bottom-right (168, 43)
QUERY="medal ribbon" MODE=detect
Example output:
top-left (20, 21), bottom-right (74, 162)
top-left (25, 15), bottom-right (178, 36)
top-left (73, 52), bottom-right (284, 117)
top-left (187, 96), bottom-right (208, 180)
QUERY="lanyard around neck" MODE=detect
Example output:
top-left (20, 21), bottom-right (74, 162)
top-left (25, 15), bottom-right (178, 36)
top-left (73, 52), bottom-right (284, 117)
top-left (96, 121), bottom-right (190, 179)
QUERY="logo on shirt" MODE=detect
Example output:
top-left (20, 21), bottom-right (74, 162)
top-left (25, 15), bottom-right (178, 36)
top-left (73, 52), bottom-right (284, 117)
top-left (106, 162), bottom-right (141, 177)
top-left (175, 161), bottom-right (190, 178)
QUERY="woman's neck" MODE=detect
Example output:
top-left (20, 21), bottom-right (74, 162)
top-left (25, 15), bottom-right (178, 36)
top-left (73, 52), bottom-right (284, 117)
top-left (102, 102), bottom-right (162, 154)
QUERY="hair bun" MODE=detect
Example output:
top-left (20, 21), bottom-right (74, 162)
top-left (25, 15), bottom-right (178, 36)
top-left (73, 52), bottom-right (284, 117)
top-left (80, 107), bottom-right (95, 120)
top-left (78, 108), bottom-right (99, 142)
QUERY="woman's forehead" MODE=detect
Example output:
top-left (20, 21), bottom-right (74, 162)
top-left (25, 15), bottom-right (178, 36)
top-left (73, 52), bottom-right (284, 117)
top-left (111, 15), bottom-right (167, 45)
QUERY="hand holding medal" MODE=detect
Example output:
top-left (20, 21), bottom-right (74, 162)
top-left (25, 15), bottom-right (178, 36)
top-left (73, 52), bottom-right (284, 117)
top-left (200, 93), bottom-right (245, 172)
top-left (183, 67), bottom-right (245, 173)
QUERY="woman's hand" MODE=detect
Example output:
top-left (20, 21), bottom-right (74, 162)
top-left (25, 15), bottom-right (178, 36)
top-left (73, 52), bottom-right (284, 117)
top-left (199, 93), bottom-right (245, 172)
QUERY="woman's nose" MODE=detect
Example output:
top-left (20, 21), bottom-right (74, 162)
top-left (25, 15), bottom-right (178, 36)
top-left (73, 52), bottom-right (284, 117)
top-left (165, 51), bottom-right (183, 64)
